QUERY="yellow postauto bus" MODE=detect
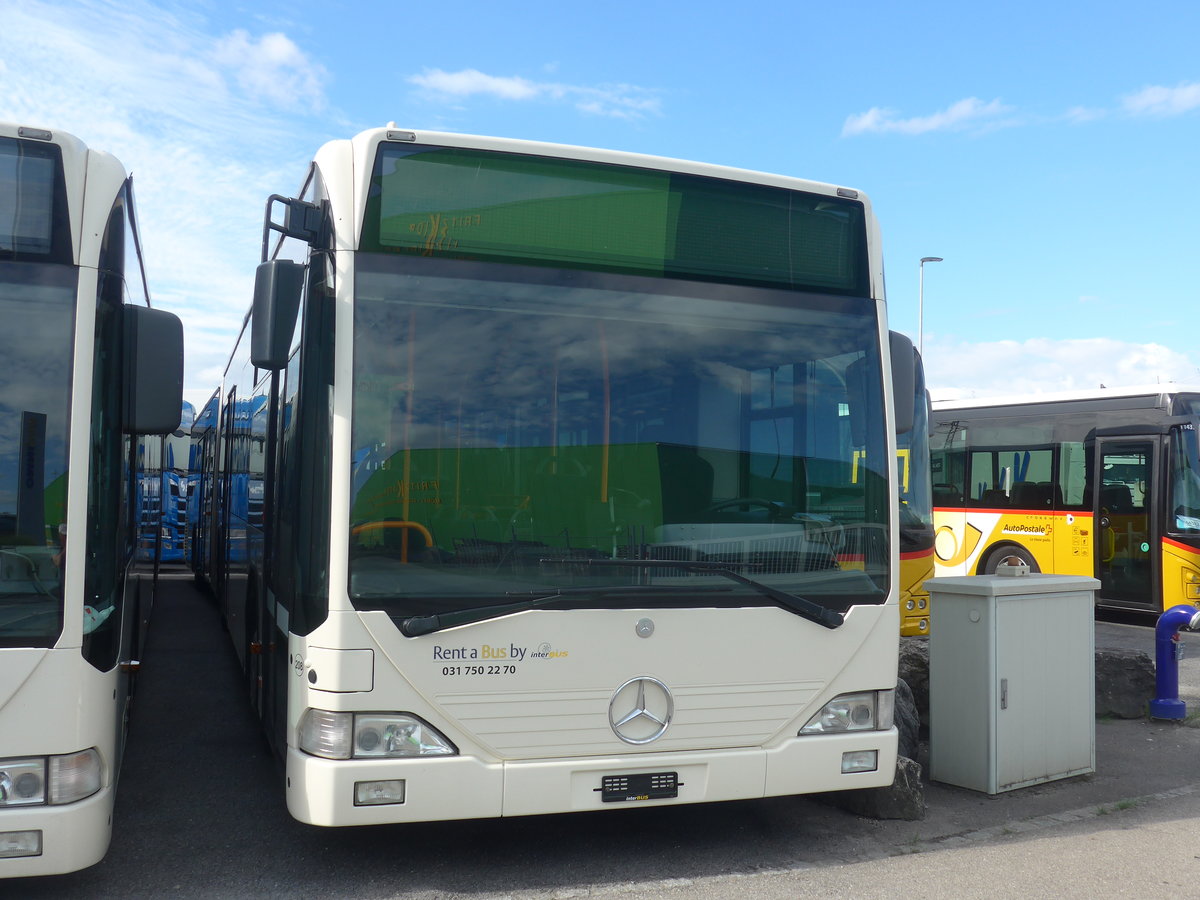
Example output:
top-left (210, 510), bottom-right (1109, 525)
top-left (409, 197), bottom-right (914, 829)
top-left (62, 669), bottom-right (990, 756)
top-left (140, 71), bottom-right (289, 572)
top-left (930, 386), bottom-right (1200, 616)
top-left (897, 350), bottom-right (932, 635)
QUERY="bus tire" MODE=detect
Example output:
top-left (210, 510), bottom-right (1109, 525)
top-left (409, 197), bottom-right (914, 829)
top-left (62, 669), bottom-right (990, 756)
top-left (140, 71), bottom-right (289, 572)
top-left (980, 545), bottom-right (1039, 575)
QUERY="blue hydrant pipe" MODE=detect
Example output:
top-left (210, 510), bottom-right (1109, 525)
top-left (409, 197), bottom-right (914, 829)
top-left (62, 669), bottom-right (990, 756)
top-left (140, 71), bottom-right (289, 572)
top-left (1149, 604), bottom-right (1200, 720)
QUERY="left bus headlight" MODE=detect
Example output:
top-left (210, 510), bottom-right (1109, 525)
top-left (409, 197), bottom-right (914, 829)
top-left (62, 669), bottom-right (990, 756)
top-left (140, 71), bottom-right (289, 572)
top-left (0, 748), bottom-right (102, 807)
top-left (798, 690), bottom-right (895, 735)
top-left (298, 710), bottom-right (457, 760)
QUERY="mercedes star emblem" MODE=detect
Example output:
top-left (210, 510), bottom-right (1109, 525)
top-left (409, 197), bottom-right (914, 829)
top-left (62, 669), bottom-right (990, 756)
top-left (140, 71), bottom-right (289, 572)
top-left (609, 676), bottom-right (674, 744)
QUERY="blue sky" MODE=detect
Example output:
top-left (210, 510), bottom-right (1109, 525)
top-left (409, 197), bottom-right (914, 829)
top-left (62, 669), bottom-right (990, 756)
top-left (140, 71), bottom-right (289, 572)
top-left (4, 0), bottom-right (1200, 407)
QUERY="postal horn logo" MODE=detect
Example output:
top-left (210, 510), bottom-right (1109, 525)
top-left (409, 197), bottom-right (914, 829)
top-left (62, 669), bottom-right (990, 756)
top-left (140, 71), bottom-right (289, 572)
top-left (608, 676), bottom-right (674, 745)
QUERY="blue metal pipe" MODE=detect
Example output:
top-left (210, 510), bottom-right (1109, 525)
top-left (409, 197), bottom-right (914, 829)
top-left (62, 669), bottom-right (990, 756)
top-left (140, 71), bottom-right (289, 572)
top-left (1149, 604), bottom-right (1200, 719)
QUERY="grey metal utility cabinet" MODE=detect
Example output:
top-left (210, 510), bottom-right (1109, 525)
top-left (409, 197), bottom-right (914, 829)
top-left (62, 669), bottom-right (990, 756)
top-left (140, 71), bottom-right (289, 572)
top-left (927, 570), bottom-right (1099, 794)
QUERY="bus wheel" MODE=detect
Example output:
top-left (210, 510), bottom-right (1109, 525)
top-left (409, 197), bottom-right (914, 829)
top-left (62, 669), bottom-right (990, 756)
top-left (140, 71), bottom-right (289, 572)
top-left (981, 545), bottom-right (1039, 574)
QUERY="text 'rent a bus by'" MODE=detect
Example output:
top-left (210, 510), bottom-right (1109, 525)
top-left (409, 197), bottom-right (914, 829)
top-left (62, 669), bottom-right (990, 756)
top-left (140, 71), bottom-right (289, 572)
top-left (190, 127), bottom-right (920, 827)
top-left (930, 386), bottom-right (1200, 617)
top-left (0, 122), bottom-right (184, 876)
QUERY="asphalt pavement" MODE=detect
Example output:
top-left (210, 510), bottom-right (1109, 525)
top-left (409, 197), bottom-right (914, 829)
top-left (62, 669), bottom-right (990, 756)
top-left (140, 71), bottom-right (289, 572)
top-left (14, 578), bottom-right (1200, 899)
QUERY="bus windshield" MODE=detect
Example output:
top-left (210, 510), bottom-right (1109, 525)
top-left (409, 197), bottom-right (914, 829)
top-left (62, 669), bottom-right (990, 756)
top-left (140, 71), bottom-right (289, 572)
top-left (0, 261), bottom-right (76, 647)
top-left (1170, 425), bottom-right (1200, 532)
top-left (348, 254), bottom-right (889, 618)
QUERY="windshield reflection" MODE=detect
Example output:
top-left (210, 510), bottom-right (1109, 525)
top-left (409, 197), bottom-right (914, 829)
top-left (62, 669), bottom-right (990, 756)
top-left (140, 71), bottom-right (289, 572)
top-left (0, 262), bottom-right (75, 646)
top-left (349, 257), bottom-right (889, 616)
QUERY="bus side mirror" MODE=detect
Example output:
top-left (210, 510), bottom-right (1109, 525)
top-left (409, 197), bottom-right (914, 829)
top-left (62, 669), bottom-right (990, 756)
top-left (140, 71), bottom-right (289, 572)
top-left (124, 305), bottom-right (184, 435)
top-left (251, 259), bottom-right (304, 371)
top-left (890, 331), bottom-right (916, 436)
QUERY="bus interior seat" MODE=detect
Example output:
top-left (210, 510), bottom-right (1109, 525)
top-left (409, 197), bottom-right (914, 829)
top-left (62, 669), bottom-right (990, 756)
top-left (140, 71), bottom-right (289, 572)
top-left (1044, 481), bottom-right (1064, 507)
top-left (1011, 481), bottom-right (1057, 509)
top-left (1100, 483), bottom-right (1134, 513)
top-left (979, 488), bottom-right (1009, 507)
top-left (933, 483), bottom-right (962, 506)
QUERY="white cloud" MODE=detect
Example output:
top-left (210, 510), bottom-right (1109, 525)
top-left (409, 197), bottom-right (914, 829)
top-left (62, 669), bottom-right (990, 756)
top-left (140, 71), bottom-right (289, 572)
top-left (1122, 82), bottom-right (1200, 117)
top-left (213, 29), bottom-right (328, 111)
top-left (1064, 105), bottom-right (1107, 124)
top-left (842, 97), bottom-right (1013, 137)
top-left (849, 81), bottom-right (1200, 136)
top-left (409, 68), bottom-right (540, 101)
top-left (0, 1), bottom-right (330, 399)
top-left (924, 336), bottom-right (1199, 402)
top-left (408, 68), bottom-right (662, 120)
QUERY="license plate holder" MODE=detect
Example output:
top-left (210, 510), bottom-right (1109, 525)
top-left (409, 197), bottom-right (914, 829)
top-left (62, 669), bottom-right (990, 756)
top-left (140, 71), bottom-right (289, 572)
top-left (599, 771), bottom-right (679, 803)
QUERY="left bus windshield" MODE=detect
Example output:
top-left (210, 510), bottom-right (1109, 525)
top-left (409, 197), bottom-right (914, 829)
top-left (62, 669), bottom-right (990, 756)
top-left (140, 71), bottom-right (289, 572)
top-left (0, 261), bottom-right (76, 647)
top-left (349, 255), bottom-right (889, 618)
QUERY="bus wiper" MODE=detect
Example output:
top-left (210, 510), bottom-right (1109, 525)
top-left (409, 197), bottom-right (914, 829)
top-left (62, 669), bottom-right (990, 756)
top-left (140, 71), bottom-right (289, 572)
top-left (558, 558), bottom-right (845, 630)
top-left (398, 583), bottom-right (734, 637)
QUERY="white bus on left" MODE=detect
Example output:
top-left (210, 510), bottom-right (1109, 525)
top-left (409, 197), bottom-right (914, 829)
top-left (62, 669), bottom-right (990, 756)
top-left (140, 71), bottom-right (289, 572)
top-left (0, 122), bottom-right (183, 877)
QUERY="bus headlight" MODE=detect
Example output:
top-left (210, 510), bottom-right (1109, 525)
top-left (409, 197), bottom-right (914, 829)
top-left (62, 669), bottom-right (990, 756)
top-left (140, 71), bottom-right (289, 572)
top-left (0, 748), bottom-right (102, 807)
top-left (299, 710), bottom-right (457, 759)
top-left (798, 690), bottom-right (894, 735)
top-left (1184, 569), bottom-right (1200, 600)
top-left (0, 759), bottom-right (45, 807)
top-left (353, 715), bottom-right (456, 758)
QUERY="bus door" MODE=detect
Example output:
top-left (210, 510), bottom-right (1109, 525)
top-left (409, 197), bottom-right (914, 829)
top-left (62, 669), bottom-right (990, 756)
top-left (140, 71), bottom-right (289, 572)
top-left (1094, 437), bottom-right (1160, 611)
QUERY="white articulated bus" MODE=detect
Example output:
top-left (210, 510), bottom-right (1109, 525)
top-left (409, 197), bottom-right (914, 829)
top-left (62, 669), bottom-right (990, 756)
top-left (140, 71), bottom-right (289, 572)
top-left (0, 123), bottom-right (183, 876)
top-left (192, 127), bottom-right (916, 826)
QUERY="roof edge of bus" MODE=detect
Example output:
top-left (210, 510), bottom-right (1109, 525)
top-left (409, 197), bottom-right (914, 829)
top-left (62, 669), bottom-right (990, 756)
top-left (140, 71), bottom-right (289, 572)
top-left (0, 120), bottom-right (92, 157)
top-left (932, 383), bottom-right (1200, 410)
top-left (342, 125), bottom-right (867, 200)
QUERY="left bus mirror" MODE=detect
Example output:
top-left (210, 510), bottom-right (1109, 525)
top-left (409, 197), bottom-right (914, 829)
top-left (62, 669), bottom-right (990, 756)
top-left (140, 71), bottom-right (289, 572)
top-left (124, 305), bottom-right (184, 435)
top-left (889, 331), bottom-right (916, 436)
top-left (251, 259), bottom-right (305, 371)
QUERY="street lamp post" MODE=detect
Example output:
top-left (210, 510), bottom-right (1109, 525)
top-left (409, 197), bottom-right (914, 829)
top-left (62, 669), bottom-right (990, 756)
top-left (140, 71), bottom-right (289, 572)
top-left (918, 256), bottom-right (943, 356)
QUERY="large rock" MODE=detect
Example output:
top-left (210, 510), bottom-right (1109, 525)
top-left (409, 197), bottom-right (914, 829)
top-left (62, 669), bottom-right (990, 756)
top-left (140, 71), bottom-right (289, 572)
top-left (821, 756), bottom-right (926, 820)
top-left (1095, 647), bottom-right (1155, 718)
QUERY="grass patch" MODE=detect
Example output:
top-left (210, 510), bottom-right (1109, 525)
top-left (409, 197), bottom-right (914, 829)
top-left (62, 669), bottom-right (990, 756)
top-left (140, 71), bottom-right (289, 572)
top-left (1097, 799), bottom-right (1139, 816)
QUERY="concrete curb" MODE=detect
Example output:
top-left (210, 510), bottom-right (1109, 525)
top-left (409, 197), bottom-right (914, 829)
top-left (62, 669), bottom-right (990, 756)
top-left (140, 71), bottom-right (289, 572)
top-left (908, 781), bottom-right (1200, 854)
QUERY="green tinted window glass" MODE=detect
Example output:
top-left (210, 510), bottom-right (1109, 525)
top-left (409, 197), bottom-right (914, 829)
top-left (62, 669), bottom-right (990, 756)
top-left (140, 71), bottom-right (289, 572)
top-left (361, 144), bottom-right (869, 295)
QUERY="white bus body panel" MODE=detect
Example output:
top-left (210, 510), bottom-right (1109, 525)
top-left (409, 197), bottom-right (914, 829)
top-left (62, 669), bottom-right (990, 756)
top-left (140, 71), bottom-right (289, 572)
top-left (0, 648), bottom-right (117, 877)
top-left (286, 604), bottom-right (898, 826)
